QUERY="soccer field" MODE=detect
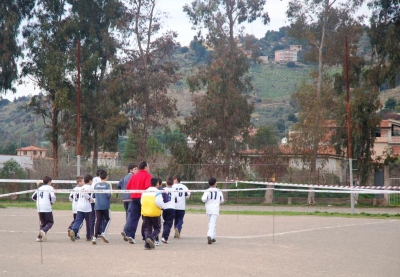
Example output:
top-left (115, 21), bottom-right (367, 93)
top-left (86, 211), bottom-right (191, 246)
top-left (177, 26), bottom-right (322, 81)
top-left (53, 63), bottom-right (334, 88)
top-left (0, 208), bottom-right (399, 277)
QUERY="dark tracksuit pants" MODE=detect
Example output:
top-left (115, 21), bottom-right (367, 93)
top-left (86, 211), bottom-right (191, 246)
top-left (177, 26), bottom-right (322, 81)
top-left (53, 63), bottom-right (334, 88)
top-left (174, 209), bottom-right (185, 233)
top-left (38, 212), bottom-right (54, 237)
top-left (72, 211), bottom-right (92, 240)
top-left (142, 216), bottom-right (161, 248)
top-left (94, 209), bottom-right (110, 238)
top-left (125, 198), bottom-right (142, 239)
top-left (162, 209), bottom-right (175, 241)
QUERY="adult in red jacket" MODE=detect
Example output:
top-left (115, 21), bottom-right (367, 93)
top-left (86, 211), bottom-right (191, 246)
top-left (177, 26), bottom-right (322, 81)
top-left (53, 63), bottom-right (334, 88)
top-left (124, 161), bottom-right (152, 244)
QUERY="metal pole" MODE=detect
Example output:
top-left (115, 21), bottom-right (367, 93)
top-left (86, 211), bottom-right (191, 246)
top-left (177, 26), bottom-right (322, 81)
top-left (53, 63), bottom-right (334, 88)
top-left (345, 36), bottom-right (354, 214)
top-left (77, 39), bottom-right (81, 176)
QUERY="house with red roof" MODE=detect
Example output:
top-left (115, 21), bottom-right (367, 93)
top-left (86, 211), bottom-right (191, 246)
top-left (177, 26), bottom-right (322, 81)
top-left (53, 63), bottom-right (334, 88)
top-left (16, 146), bottom-right (48, 159)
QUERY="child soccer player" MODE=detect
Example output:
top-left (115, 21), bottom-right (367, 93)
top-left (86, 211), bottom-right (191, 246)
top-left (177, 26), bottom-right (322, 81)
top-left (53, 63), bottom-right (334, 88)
top-left (68, 176), bottom-right (84, 239)
top-left (161, 176), bottom-right (176, 244)
top-left (201, 177), bottom-right (224, 245)
top-left (70, 175), bottom-right (93, 242)
top-left (91, 170), bottom-right (112, 245)
top-left (172, 174), bottom-right (190, 238)
top-left (141, 177), bottom-right (164, 250)
top-left (32, 176), bottom-right (56, 242)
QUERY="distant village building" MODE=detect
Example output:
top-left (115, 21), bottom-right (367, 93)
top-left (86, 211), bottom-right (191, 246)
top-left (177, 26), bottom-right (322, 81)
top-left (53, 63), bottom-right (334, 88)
top-left (88, 151), bottom-right (122, 168)
top-left (16, 146), bottom-right (47, 159)
top-left (374, 119), bottom-right (400, 158)
top-left (274, 45), bottom-right (302, 63)
top-left (0, 155), bottom-right (33, 170)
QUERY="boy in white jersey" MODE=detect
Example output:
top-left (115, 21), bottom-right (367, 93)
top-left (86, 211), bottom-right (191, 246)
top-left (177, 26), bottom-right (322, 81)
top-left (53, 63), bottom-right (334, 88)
top-left (201, 177), bottom-right (224, 245)
top-left (68, 176), bottom-right (84, 238)
top-left (70, 175), bottom-right (93, 242)
top-left (172, 174), bottom-right (190, 238)
top-left (32, 176), bottom-right (56, 242)
top-left (161, 176), bottom-right (176, 244)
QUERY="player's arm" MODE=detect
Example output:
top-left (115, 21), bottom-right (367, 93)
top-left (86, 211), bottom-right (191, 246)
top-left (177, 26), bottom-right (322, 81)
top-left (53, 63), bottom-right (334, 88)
top-left (185, 186), bottom-right (191, 198)
top-left (32, 191), bottom-right (37, 201)
top-left (155, 192), bottom-right (164, 209)
top-left (219, 190), bottom-right (224, 204)
top-left (201, 190), bottom-right (208, 203)
top-left (50, 190), bottom-right (56, 204)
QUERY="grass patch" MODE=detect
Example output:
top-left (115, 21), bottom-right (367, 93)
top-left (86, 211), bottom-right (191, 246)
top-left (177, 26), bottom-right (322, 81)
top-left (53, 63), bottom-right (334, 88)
top-left (1, 201), bottom-right (399, 219)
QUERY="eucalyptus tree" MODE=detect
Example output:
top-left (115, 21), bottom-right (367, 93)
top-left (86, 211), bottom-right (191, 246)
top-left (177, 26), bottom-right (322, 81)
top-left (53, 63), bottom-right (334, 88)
top-left (21, 0), bottom-right (76, 178)
top-left (367, 0), bottom-right (400, 88)
top-left (114, 0), bottom-right (181, 159)
top-left (181, 0), bottom-right (270, 181)
top-left (0, 0), bottom-right (34, 95)
top-left (63, 0), bottom-right (128, 170)
top-left (287, 0), bottom-right (364, 202)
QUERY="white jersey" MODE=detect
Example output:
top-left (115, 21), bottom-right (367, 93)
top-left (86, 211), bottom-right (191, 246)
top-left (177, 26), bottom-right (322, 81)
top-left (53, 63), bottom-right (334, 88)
top-left (172, 183), bottom-right (190, 210)
top-left (201, 187), bottom-right (224, 215)
top-left (163, 186), bottom-right (176, 210)
top-left (91, 177), bottom-right (101, 202)
top-left (32, 184), bottom-right (56, 213)
top-left (77, 184), bottom-right (92, 212)
top-left (69, 186), bottom-right (81, 213)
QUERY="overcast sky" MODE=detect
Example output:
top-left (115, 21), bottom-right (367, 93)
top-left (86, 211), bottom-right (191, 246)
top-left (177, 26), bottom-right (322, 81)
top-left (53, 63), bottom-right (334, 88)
top-left (3, 0), bottom-right (370, 101)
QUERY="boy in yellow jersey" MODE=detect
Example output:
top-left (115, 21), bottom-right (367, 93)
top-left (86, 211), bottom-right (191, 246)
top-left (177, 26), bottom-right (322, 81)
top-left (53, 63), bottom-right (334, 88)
top-left (141, 178), bottom-right (164, 250)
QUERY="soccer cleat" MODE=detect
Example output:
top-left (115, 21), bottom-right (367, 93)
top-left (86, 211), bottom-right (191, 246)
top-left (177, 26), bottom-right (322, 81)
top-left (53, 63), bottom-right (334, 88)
top-left (212, 239), bottom-right (216, 243)
top-left (92, 237), bottom-right (97, 245)
top-left (207, 236), bottom-right (212, 245)
top-left (154, 241), bottom-right (161, 246)
top-left (121, 231), bottom-right (128, 241)
top-left (40, 230), bottom-right (47, 242)
top-left (36, 238), bottom-right (43, 242)
top-left (174, 228), bottom-right (180, 239)
top-left (146, 238), bottom-right (155, 249)
top-left (69, 230), bottom-right (76, 242)
top-left (127, 237), bottom-right (136, 244)
top-left (161, 237), bottom-right (169, 244)
top-left (99, 233), bottom-right (109, 243)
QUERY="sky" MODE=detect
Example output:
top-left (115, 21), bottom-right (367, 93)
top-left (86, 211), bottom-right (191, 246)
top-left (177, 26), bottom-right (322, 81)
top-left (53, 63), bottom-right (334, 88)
top-left (3, 0), bottom-right (370, 101)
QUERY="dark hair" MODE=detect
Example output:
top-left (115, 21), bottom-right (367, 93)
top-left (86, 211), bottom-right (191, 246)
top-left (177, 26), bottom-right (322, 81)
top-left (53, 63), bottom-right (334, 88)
top-left (96, 169), bottom-right (103, 176)
top-left (173, 174), bottom-right (181, 183)
top-left (166, 176), bottom-right (173, 186)
top-left (84, 174), bottom-right (93, 184)
top-left (128, 164), bottom-right (137, 172)
top-left (157, 177), bottom-right (163, 186)
top-left (43, 176), bottom-right (52, 185)
top-left (99, 170), bottom-right (108, 180)
top-left (139, 161), bottom-right (147, 170)
top-left (151, 178), bottom-right (158, 187)
top-left (208, 177), bottom-right (217, 186)
top-left (76, 176), bottom-right (84, 183)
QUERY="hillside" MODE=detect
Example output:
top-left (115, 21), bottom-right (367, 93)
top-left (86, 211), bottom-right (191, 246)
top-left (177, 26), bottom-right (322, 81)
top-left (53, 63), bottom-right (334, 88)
top-left (378, 86), bottom-right (400, 104)
top-left (0, 97), bottom-right (46, 151)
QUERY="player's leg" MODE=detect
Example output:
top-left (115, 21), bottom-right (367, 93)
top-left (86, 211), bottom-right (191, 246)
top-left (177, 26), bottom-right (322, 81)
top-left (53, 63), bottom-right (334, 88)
top-left (161, 209), bottom-right (175, 243)
top-left (142, 217), bottom-right (153, 249)
top-left (40, 212), bottom-right (54, 241)
top-left (99, 209), bottom-right (110, 243)
top-left (174, 209), bottom-right (185, 238)
top-left (71, 212), bottom-right (84, 241)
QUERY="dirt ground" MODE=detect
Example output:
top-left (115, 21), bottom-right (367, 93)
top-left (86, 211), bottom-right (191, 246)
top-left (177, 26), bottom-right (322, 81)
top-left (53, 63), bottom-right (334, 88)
top-left (0, 207), bottom-right (399, 277)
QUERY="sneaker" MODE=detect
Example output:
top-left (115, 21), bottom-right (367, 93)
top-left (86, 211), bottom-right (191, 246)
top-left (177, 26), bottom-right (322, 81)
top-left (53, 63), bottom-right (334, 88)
top-left (86, 238), bottom-right (91, 242)
top-left (36, 238), bottom-right (43, 242)
top-left (99, 233), bottom-right (109, 243)
top-left (121, 231), bottom-right (128, 241)
top-left (174, 228), bottom-right (180, 239)
top-left (40, 230), bottom-right (47, 242)
top-left (67, 229), bottom-right (71, 237)
top-left (92, 237), bottom-right (97, 245)
top-left (146, 238), bottom-right (155, 249)
top-left (144, 246), bottom-right (151, 250)
top-left (154, 241), bottom-right (161, 246)
top-left (127, 237), bottom-right (135, 244)
top-left (161, 237), bottom-right (169, 244)
top-left (207, 236), bottom-right (212, 245)
top-left (69, 230), bottom-right (75, 242)
top-left (76, 235), bottom-right (81, 240)
top-left (212, 239), bottom-right (216, 243)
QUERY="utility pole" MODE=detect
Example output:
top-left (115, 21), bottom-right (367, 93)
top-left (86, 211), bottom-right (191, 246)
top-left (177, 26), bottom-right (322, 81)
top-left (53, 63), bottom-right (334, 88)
top-left (77, 39), bottom-right (81, 176)
top-left (345, 36), bottom-right (354, 214)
